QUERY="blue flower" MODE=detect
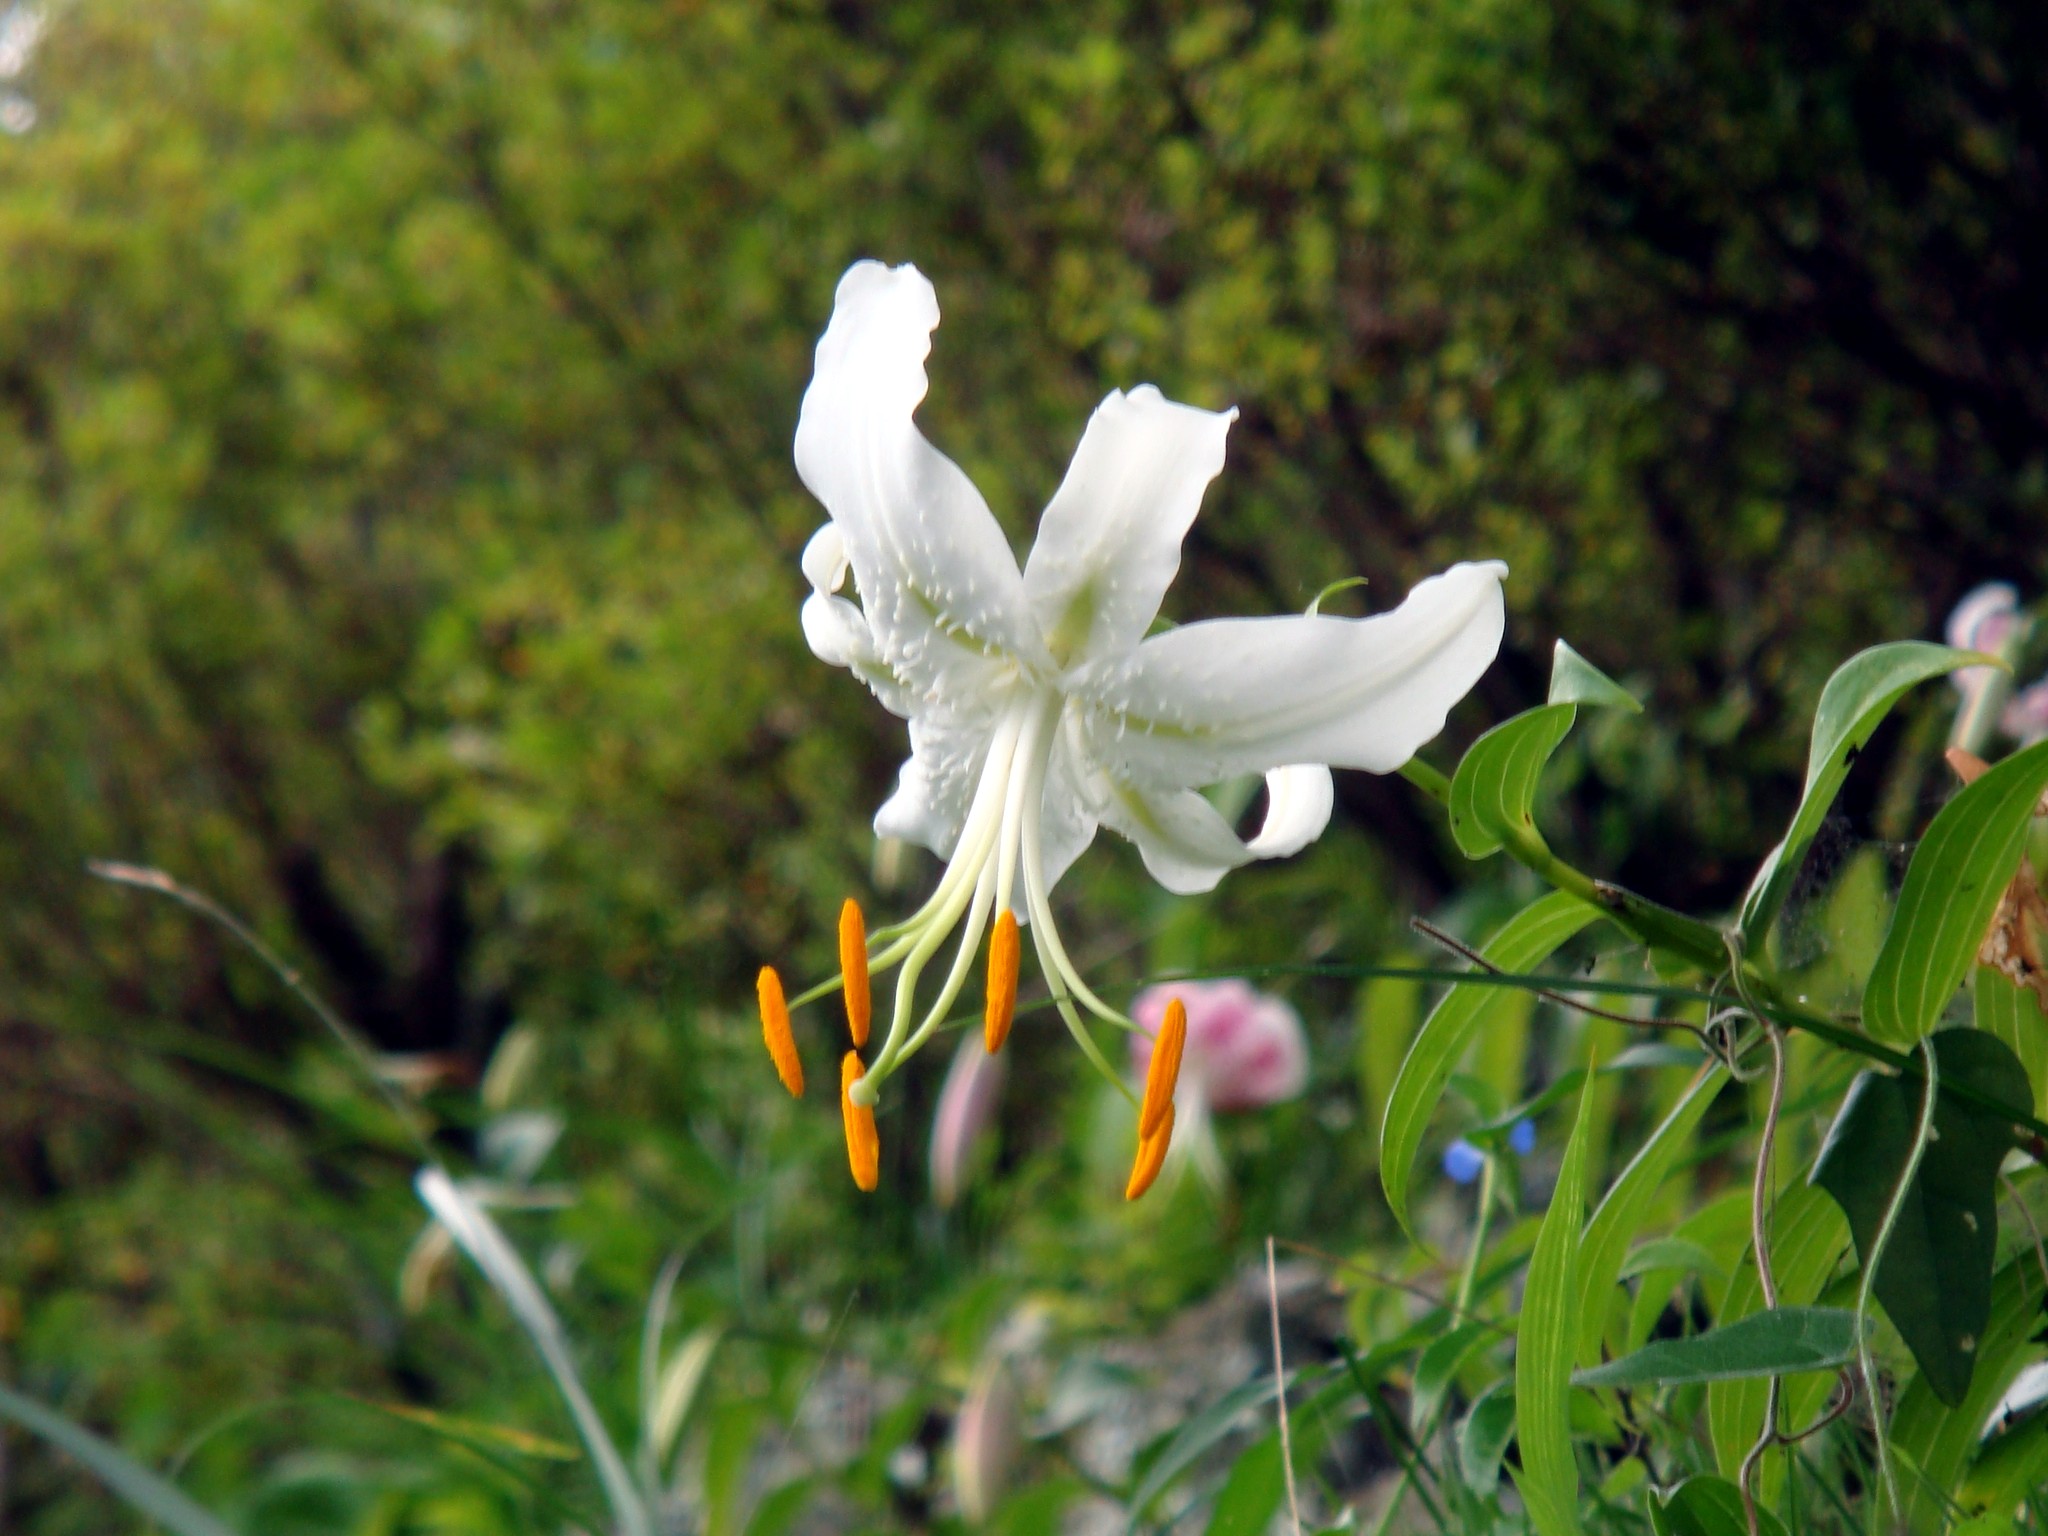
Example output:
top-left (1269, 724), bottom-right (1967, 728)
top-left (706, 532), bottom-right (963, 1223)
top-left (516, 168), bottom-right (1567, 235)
top-left (1442, 1139), bottom-right (1486, 1184)
top-left (1443, 1119), bottom-right (1533, 1185)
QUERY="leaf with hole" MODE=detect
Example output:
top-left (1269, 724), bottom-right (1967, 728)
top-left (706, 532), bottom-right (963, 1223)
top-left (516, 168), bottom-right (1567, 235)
top-left (1573, 1306), bottom-right (1861, 1389)
top-left (1741, 641), bottom-right (1990, 946)
top-left (1810, 1029), bottom-right (2030, 1406)
top-left (1379, 891), bottom-right (1604, 1240)
top-left (1864, 737), bottom-right (2048, 1045)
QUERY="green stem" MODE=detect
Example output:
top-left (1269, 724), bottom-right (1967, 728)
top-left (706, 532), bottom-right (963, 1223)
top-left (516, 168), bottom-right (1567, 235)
top-left (1417, 804), bottom-right (2048, 1142)
top-left (1399, 756), bottom-right (1452, 807)
top-left (1453, 1154), bottom-right (1498, 1320)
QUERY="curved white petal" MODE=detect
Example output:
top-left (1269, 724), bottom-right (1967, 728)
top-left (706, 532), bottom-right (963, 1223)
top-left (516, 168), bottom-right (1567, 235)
top-left (795, 261), bottom-right (1048, 705)
top-left (1022, 386), bottom-right (1236, 668)
top-left (1244, 764), bottom-right (1334, 860)
top-left (1035, 728), bottom-right (1102, 898)
top-left (1070, 560), bottom-right (1507, 788)
top-left (801, 522), bottom-right (850, 595)
top-left (874, 715), bottom-right (989, 858)
top-left (1084, 771), bottom-right (1254, 895)
top-left (800, 590), bottom-right (870, 669)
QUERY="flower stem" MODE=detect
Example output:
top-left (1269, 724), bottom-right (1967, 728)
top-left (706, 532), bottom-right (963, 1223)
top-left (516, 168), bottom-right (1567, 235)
top-left (1400, 784), bottom-right (2048, 1141)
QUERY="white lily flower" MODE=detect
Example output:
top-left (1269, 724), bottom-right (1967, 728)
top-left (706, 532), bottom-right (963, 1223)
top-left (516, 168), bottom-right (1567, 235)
top-left (762, 260), bottom-right (1507, 1192)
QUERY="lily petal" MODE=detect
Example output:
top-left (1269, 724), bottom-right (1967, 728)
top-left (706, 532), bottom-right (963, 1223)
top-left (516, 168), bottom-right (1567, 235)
top-left (874, 715), bottom-right (990, 857)
top-left (795, 261), bottom-right (1048, 703)
top-left (1086, 771), bottom-right (1254, 895)
top-left (1071, 561), bottom-right (1507, 788)
top-left (1035, 731), bottom-right (1103, 897)
top-left (1023, 386), bottom-right (1236, 669)
top-left (1243, 764), bottom-right (1334, 860)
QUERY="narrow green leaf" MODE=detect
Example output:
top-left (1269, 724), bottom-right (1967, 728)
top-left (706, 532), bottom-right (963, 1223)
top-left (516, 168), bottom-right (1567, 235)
top-left (357, 1400), bottom-right (579, 1460)
top-left (1741, 641), bottom-right (1990, 945)
top-left (1410, 1320), bottom-right (1497, 1436)
top-left (1893, 1253), bottom-right (2048, 1528)
top-left (1356, 969), bottom-right (1423, 1153)
top-left (1651, 1475), bottom-right (1790, 1536)
top-left (743, 1478), bottom-right (815, 1536)
top-left (1548, 639), bottom-right (1643, 713)
top-left (0, 1382), bottom-right (240, 1536)
top-left (1379, 892), bottom-right (1604, 1239)
top-left (1457, 1381), bottom-right (1516, 1493)
top-left (1449, 703), bottom-right (1577, 858)
top-left (1573, 1307), bottom-right (1861, 1388)
top-left (1512, 1065), bottom-right (1601, 1536)
top-left (1618, 1238), bottom-right (1722, 1282)
top-left (1811, 1029), bottom-right (2029, 1406)
top-left (1865, 737), bottom-right (2048, 1045)
top-left (1121, 1371), bottom-right (1297, 1531)
top-left (1575, 1062), bottom-right (1728, 1368)
top-left (1975, 965), bottom-right (2048, 1122)
top-left (1962, 1408), bottom-right (2048, 1522)
top-left (1707, 1184), bottom-right (1849, 1482)
top-left (1200, 1436), bottom-right (1284, 1536)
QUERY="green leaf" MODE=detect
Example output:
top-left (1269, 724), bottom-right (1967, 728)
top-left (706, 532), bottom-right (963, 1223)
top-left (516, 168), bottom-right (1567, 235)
top-left (1575, 1063), bottom-right (1728, 1368)
top-left (1379, 892), bottom-right (1605, 1239)
top-left (1548, 639), bottom-right (1643, 712)
top-left (1121, 1371), bottom-right (1305, 1532)
top-left (1449, 703), bottom-right (1577, 858)
top-left (354, 1400), bottom-right (579, 1460)
top-left (1573, 1307), bottom-right (1861, 1389)
top-left (1741, 641), bottom-right (1990, 946)
top-left (1410, 1320), bottom-right (1498, 1437)
top-left (743, 1479), bottom-right (814, 1536)
top-left (1864, 737), bottom-right (2048, 1045)
top-left (0, 1381), bottom-right (241, 1536)
top-left (1975, 965), bottom-right (2048, 1122)
top-left (1512, 1064), bottom-right (1601, 1536)
top-left (1618, 1238), bottom-right (1722, 1281)
top-left (1200, 1436), bottom-right (1284, 1536)
top-left (1356, 969), bottom-right (1423, 1153)
top-left (1961, 1408), bottom-right (2048, 1521)
top-left (1891, 1251), bottom-right (2048, 1527)
top-left (1650, 1476), bottom-right (1790, 1536)
top-left (1457, 1381), bottom-right (1517, 1493)
top-left (1706, 1184), bottom-right (1850, 1483)
top-left (1810, 1029), bottom-right (2031, 1406)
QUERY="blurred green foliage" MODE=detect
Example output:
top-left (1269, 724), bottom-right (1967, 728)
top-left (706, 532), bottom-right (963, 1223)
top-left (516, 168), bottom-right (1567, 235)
top-left (2, 0), bottom-right (2045, 1529)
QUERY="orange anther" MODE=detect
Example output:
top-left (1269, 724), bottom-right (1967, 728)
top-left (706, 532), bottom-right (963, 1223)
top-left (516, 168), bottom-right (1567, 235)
top-left (758, 967), bottom-right (803, 1097)
top-left (984, 910), bottom-right (1020, 1053)
top-left (1139, 997), bottom-right (1186, 1141)
top-left (1124, 1102), bottom-right (1175, 1201)
top-left (839, 898), bottom-right (872, 1048)
top-left (841, 1051), bottom-right (880, 1192)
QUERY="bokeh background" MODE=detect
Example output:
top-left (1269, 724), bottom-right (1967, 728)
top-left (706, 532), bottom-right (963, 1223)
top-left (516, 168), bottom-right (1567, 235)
top-left (1, 0), bottom-right (2044, 1530)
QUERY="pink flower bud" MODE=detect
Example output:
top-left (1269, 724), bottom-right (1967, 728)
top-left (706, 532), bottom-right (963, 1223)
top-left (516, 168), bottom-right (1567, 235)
top-left (929, 1030), bottom-right (1007, 1208)
top-left (951, 1358), bottom-right (1020, 1524)
top-left (1129, 979), bottom-right (1308, 1113)
top-left (1947, 582), bottom-right (2020, 660)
